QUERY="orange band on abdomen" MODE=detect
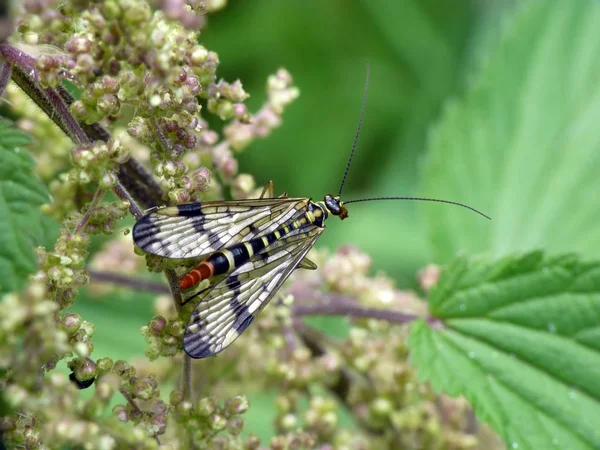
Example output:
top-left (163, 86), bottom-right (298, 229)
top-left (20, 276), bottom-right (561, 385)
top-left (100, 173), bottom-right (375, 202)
top-left (179, 262), bottom-right (214, 289)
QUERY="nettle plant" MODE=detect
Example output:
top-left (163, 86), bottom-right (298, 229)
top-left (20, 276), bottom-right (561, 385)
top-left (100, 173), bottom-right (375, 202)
top-left (1, 1), bottom-right (600, 449)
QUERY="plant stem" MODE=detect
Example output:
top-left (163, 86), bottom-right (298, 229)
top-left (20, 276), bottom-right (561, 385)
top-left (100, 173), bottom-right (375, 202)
top-left (0, 44), bottom-right (90, 144)
top-left (292, 300), bottom-right (419, 325)
top-left (114, 180), bottom-right (144, 220)
top-left (87, 269), bottom-right (169, 294)
top-left (164, 269), bottom-right (193, 401)
top-left (74, 189), bottom-right (105, 234)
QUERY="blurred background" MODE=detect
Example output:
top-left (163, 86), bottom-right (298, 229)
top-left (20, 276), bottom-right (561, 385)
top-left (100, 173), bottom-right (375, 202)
top-left (72, 0), bottom-right (600, 441)
top-left (202, 0), bottom-right (515, 284)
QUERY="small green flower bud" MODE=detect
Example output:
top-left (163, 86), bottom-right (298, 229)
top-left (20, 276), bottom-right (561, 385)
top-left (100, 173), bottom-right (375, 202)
top-left (177, 401), bottom-right (193, 416)
top-left (166, 321), bottom-right (184, 337)
top-left (168, 189), bottom-right (191, 205)
top-left (227, 417), bottom-right (244, 435)
top-left (151, 411), bottom-right (168, 435)
top-left (196, 397), bottom-right (217, 417)
top-left (371, 397), bottom-right (393, 417)
top-left (60, 313), bottom-right (82, 335)
top-left (225, 395), bottom-right (249, 415)
top-left (112, 360), bottom-right (135, 378)
top-left (191, 167), bottom-right (211, 191)
top-left (211, 99), bottom-right (234, 120)
top-left (149, 316), bottom-right (167, 335)
top-left (99, 171), bottom-right (118, 189)
top-left (189, 45), bottom-right (208, 65)
top-left (113, 404), bottom-right (128, 422)
top-left (322, 411), bottom-right (337, 429)
top-left (162, 335), bottom-right (178, 346)
top-left (133, 378), bottom-right (155, 400)
top-left (208, 413), bottom-right (227, 431)
top-left (75, 357), bottom-right (97, 381)
top-left (145, 345), bottom-right (160, 361)
top-left (74, 341), bottom-right (90, 358)
top-left (37, 54), bottom-right (57, 71)
top-left (95, 357), bottom-right (114, 376)
top-left (80, 320), bottom-right (95, 337)
top-left (170, 390), bottom-right (184, 407)
top-left (66, 36), bottom-right (92, 54)
top-left (270, 435), bottom-right (286, 450)
top-left (245, 434), bottom-right (261, 450)
top-left (102, 76), bottom-right (120, 94)
top-left (279, 413), bottom-right (297, 431)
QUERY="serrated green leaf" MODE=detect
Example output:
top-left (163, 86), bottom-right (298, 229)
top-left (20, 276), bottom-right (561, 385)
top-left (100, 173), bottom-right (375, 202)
top-left (0, 120), bottom-right (58, 293)
top-left (0, 120), bottom-right (33, 149)
top-left (410, 251), bottom-right (600, 450)
top-left (422, 0), bottom-right (600, 262)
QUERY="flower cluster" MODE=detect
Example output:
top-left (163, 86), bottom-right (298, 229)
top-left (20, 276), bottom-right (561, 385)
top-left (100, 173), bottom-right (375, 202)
top-left (13, 0), bottom-right (298, 209)
top-left (142, 314), bottom-right (185, 360)
top-left (37, 229), bottom-right (90, 298)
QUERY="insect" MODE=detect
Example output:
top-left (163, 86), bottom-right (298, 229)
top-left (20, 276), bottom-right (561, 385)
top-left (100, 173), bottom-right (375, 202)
top-left (132, 64), bottom-right (490, 359)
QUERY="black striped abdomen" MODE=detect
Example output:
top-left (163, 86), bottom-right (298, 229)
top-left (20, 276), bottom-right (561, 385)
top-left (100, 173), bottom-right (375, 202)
top-left (179, 215), bottom-right (311, 289)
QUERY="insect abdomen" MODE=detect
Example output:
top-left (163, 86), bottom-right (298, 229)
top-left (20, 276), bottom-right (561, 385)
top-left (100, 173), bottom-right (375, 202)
top-left (179, 215), bottom-right (312, 290)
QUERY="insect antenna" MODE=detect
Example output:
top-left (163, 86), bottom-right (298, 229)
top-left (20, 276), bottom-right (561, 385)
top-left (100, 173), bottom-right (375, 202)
top-left (336, 62), bottom-right (489, 221)
top-left (338, 61), bottom-right (370, 198)
top-left (344, 196), bottom-right (491, 220)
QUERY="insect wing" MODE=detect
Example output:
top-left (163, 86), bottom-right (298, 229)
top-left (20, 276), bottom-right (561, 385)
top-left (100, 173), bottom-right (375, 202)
top-left (132, 197), bottom-right (309, 259)
top-left (183, 227), bottom-right (323, 358)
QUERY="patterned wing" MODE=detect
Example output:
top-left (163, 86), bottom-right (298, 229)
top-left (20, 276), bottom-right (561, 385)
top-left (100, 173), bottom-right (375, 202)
top-left (132, 197), bottom-right (309, 259)
top-left (183, 227), bottom-right (323, 358)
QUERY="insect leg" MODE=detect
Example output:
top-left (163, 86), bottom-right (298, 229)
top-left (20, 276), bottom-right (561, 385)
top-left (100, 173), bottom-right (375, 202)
top-left (298, 257), bottom-right (318, 270)
top-left (259, 181), bottom-right (275, 199)
top-left (258, 180), bottom-right (287, 199)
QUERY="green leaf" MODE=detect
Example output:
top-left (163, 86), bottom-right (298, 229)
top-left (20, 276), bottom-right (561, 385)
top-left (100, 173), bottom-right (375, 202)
top-left (0, 120), bottom-right (57, 294)
top-left (363, 0), bottom-right (473, 196)
top-left (422, 0), bottom-right (600, 262)
top-left (409, 251), bottom-right (600, 450)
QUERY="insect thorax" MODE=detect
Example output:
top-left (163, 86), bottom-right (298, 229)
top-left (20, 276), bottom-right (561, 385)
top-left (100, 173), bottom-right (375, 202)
top-left (307, 201), bottom-right (328, 227)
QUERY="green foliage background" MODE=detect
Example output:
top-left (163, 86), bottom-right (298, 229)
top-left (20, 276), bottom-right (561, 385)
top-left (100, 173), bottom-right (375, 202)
top-left (203, 0), bottom-right (515, 282)
top-left (62, 0), bottom-right (600, 444)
